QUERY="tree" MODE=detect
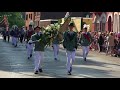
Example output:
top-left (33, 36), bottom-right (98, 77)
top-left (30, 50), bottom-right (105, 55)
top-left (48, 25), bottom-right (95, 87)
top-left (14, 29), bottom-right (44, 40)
top-left (0, 12), bottom-right (25, 28)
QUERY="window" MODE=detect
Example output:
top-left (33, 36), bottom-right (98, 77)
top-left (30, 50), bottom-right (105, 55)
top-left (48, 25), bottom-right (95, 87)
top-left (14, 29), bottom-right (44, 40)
top-left (35, 21), bottom-right (37, 26)
top-left (95, 23), bottom-right (100, 31)
top-left (26, 14), bottom-right (28, 20)
top-left (38, 21), bottom-right (39, 26)
top-left (101, 23), bottom-right (105, 32)
top-left (29, 14), bottom-right (31, 19)
top-left (31, 14), bottom-right (32, 20)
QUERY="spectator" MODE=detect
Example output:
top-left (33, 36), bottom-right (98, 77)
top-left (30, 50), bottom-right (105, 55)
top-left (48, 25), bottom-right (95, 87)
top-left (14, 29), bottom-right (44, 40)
top-left (107, 32), bottom-right (115, 56)
top-left (98, 33), bottom-right (104, 52)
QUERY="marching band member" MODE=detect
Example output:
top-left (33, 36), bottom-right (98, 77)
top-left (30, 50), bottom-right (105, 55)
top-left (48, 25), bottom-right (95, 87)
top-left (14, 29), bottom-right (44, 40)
top-left (63, 22), bottom-right (78, 75)
top-left (31, 26), bottom-right (46, 74)
top-left (52, 33), bottom-right (60, 61)
top-left (26, 25), bottom-right (34, 43)
top-left (11, 26), bottom-right (19, 47)
top-left (80, 27), bottom-right (92, 61)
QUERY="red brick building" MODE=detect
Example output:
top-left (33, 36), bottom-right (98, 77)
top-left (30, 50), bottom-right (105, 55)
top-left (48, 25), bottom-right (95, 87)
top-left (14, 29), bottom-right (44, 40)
top-left (25, 12), bottom-right (94, 31)
top-left (91, 12), bottom-right (120, 33)
top-left (25, 12), bottom-right (41, 29)
top-left (91, 12), bottom-right (113, 33)
top-left (25, 12), bottom-right (34, 30)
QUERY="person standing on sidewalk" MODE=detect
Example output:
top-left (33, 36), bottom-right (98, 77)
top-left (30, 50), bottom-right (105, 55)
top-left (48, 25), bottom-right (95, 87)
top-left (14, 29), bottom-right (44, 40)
top-left (98, 33), bottom-right (104, 52)
top-left (63, 22), bottom-right (78, 75)
top-left (80, 27), bottom-right (92, 61)
top-left (106, 32), bottom-right (115, 56)
top-left (31, 26), bottom-right (46, 74)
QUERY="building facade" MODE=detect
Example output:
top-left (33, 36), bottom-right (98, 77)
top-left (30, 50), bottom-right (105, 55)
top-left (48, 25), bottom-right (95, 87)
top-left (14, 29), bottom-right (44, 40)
top-left (91, 12), bottom-right (120, 33)
top-left (113, 12), bottom-right (120, 33)
top-left (25, 12), bottom-right (41, 29)
top-left (34, 12), bottom-right (41, 27)
top-left (25, 12), bottom-right (34, 30)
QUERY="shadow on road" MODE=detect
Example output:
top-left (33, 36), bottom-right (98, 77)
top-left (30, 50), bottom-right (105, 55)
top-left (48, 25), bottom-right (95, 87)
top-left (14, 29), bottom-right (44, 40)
top-left (0, 39), bottom-right (119, 78)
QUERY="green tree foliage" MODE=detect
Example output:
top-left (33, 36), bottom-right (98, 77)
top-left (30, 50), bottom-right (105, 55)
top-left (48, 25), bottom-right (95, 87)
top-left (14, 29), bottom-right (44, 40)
top-left (0, 12), bottom-right (25, 28)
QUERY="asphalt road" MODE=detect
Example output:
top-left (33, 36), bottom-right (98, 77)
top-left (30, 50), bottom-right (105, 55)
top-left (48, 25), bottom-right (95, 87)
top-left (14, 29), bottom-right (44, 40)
top-left (0, 36), bottom-right (120, 78)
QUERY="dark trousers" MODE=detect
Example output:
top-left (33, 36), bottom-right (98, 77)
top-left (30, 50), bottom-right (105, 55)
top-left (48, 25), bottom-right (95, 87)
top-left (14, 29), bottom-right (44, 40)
top-left (3, 36), bottom-right (6, 41)
top-left (99, 44), bottom-right (103, 52)
top-left (20, 35), bottom-right (24, 43)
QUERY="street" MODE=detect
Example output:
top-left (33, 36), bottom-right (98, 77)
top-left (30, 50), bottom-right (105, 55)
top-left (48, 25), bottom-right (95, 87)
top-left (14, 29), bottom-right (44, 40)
top-left (0, 36), bottom-right (120, 78)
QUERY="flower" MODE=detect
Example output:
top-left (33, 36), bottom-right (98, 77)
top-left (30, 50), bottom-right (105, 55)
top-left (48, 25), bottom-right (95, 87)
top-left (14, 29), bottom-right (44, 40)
top-left (38, 23), bottom-right (61, 48)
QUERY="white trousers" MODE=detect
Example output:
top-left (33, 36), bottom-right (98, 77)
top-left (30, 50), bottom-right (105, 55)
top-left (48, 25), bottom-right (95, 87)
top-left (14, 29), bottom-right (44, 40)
top-left (27, 48), bottom-right (33, 57)
top-left (34, 51), bottom-right (44, 71)
top-left (82, 46), bottom-right (89, 59)
top-left (66, 50), bottom-right (76, 71)
top-left (26, 44), bottom-right (33, 57)
top-left (13, 37), bottom-right (18, 46)
top-left (53, 44), bottom-right (59, 59)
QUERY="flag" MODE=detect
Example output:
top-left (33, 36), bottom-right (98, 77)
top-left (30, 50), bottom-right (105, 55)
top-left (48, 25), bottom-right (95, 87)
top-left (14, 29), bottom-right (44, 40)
top-left (64, 12), bottom-right (70, 18)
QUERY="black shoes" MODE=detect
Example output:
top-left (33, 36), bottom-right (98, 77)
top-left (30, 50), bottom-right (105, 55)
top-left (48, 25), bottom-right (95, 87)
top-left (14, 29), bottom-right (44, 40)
top-left (84, 58), bottom-right (86, 61)
top-left (28, 54), bottom-right (32, 59)
top-left (54, 58), bottom-right (57, 60)
top-left (68, 67), bottom-right (72, 75)
top-left (30, 54), bottom-right (32, 58)
top-left (34, 71), bottom-right (38, 74)
top-left (39, 68), bottom-right (43, 72)
top-left (67, 71), bottom-right (71, 75)
top-left (34, 69), bottom-right (43, 74)
top-left (15, 45), bottom-right (17, 47)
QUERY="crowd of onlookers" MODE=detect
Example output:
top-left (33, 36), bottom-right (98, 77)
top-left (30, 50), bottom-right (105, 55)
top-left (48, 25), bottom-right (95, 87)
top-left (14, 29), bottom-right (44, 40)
top-left (78, 31), bottom-right (120, 58)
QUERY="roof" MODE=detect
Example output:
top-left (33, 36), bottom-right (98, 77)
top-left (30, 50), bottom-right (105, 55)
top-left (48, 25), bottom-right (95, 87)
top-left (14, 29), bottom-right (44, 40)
top-left (40, 12), bottom-right (90, 20)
